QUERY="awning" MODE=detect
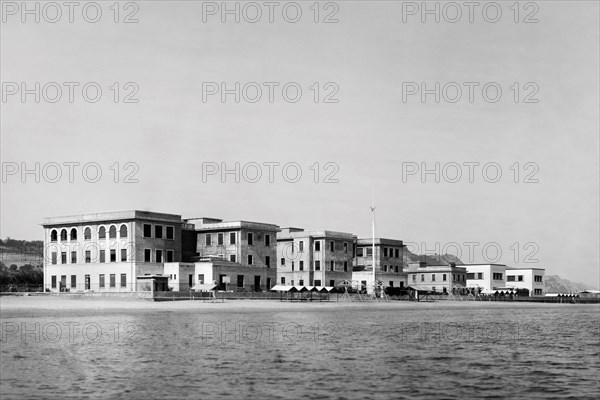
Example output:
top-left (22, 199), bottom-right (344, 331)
top-left (271, 285), bottom-right (297, 292)
top-left (293, 285), bottom-right (309, 292)
top-left (193, 284), bottom-right (217, 291)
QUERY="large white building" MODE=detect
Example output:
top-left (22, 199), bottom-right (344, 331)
top-left (505, 267), bottom-right (546, 296)
top-left (464, 264), bottom-right (508, 292)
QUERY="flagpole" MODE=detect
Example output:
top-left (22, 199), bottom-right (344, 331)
top-left (371, 204), bottom-right (376, 295)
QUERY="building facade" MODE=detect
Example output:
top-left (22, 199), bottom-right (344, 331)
top-left (42, 210), bottom-right (185, 292)
top-left (406, 262), bottom-right (467, 293)
top-left (352, 238), bottom-right (407, 291)
top-left (505, 268), bottom-right (546, 296)
top-left (277, 228), bottom-right (356, 287)
top-left (464, 264), bottom-right (508, 292)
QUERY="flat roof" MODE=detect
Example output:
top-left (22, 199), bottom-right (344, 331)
top-left (42, 210), bottom-right (183, 226)
top-left (195, 220), bottom-right (280, 231)
top-left (356, 238), bottom-right (404, 246)
top-left (277, 230), bottom-right (356, 240)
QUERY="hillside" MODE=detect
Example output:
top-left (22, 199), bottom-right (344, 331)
top-left (544, 275), bottom-right (598, 293)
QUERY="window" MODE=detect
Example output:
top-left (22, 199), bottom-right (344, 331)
top-left (99, 250), bottom-right (105, 263)
top-left (143, 224), bottom-right (152, 237)
top-left (518, 275), bottom-right (524, 282)
top-left (384, 248), bottom-right (388, 257)
top-left (144, 249), bottom-right (151, 262)
top-left (229, 255), bottom-right (236, 262)
top-left (99, 226), bottom-right (106, 239)
top-left (109, 225), bottom-right (117, 239)
top-left (166, 250), bottom-right (174, 262)
top-left (121, 249), bottom-right (127, 262)
top-left (344, 262), bottom-right (348, 272)
top-left (265, 234), bottom-right (271, 247)
top-left (281, 277), bottom-right (285, 285)
top-left (357, 248), bottom-right (364, 257)
top-left (507, 276), bottom-right (515, 281)
top-left (315, 261), bottom-right (321, 271)
top-left (534, 289), bottom-right (542, 295)
top-left (477, 273), bottom-right (483, 279)
top-left (121, 274), bottom-right (127, 287)
top-left (443, 274), bottom-right (447, 281)
top-left (198, 274), bottom-right (204, 284)
top-left (218, 233), bottom-right (223, 245)
top-left (366, 248), bottom-right (373, 256)
top-left (281, 258), bottom-right (285, 266)
top-left (432, 274), bottom-right (436, 281)
top-left (51, 276), bottom-right (57, 288)
top-left (84, 227), bottom-right (91, 240)
top-left (395, 249), bottom-right (400, 258)
top-left (71, 251), bottom-right (77, 263)
top-left (155, 225), bottom-right (163, 239)
top-left (51, 252), bottom-right (57, 264)
top-left (110, 249), bottom-right (116, 262)
top-left (110, 274), bottom-right (116, 287)
top-left (314, 280), bottom-right (321, 286)
top-left (383, 265), bottom-right (388, 272)
top-left (85, 251), bottom-right (91, 263)
top-left (299, 241), bottom-right (304, 251)
top-left (315, 241), bottom-right (321, 251)
top-left (389, 281), bottom-right (394, 287)
top-left (156, 250), bottom-right (163, 263)
top-left (299, 279), bottom-right (304, 286)
top-left (248, 255), bottom-right (253, 265)
top-left (395, 266), bottom-right (399, 273)
top-left (265, 256), bottom-right (270, 268)
top-left (51, 230), bottom-right (58, 242)
top-left (343, 242), bottom-right (348, 252)
top-left (299, 261), bottom-right (304, 271)
top-left (99, 274), bottom-right (105, 288)
top-left (412, 275), bottom-right (416, 282)
top-left (61, 252), bottom-right (67, 264)
top-left (247, 233), bottom-right (253, 246)
top-left (205, 234), bottom-right (211, 246)
top-left (229, 232), bottom-right (236, 244)
top-left (534, 276), bottom-right (543, 282)
top-left (70, 228), bottom-right (77, 241)
top-left (330, 280), bottom-right (335, 287)
top-left (493, 273), bottom-right (503, 280)
top-left (421, 274), bottom-right (425, 282)
top-left (329, 241), bottom-right (334, 252)
top-left (291, 262), bottom-right (295, 271)
top-left (330, 261), bottom-right (334, 271)
top-left (166, 226), bottom-right (174, 240)
top-left (291, 242), bottom-right (294, 253)
top-left (237, 275), bottom-right (244, 288)
top-left (60, 229), bottom-right (67, 241)
top-left (120, 225), bottom-right (128, 238)
top-left (466, 273), bottom-right (475, 280)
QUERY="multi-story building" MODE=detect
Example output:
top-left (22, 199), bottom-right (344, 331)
top-left (464, 264), bottom-right (508, 292)
top-left (505, 267), bottom-right (546, 296)
top-left (276, 228), bottom-right (356, 287)
top-left (406, 262), bottom-right (467, 293)
top-left (165, 218), bottom-right (279, 291)
top-left (42, 210), bottom-right (185, 292)
top-left (352, 238), bottom-right (407, 291)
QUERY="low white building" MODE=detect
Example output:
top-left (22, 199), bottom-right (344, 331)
top-left (505, 267), bottom-right (545, 296)
top-left (464, 264), bottom-right (508, 292)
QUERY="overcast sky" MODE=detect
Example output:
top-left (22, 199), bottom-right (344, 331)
top-left (1, 1), bottom-right (598, 285)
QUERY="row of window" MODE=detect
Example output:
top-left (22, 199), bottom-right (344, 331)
top-left (50, 249), bottom-right (175, 264)
top-left (356, 247), bottom-right (401, 258)
top-left (143, 224), bottom-right (175, 240)
top-left (204, 232), bottom-right (269, 247)
top-left (50, 274), bottom-right (127, 288)
top-left (506, 275), bottom-right (543, 282)
top-left (50, 225), bottom-right (129, 242)
top-left (466, 272), bottom-right (504, 280)
top-left (412, 273), bottom-right (465, 282)
top-left (280, 277), bottom-right (333, 286)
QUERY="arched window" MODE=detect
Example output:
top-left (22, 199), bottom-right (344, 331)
top-left (109, 225), bottom-right (117, 239)
top-left (84, 227), bottom-right (91, 240)
top-left (119, 224), bottom-right (128, 238)
top-left (60, 229), bottom-right (67, 241)
top-left (50, 230), bottom-right (58, 242)
top-left (70, 228), bottom-right (77, 241)
top-left (99, 226), bottom-right (106, 239)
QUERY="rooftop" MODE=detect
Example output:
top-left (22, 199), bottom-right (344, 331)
top-left (42, 210), bottom-right (183, 226)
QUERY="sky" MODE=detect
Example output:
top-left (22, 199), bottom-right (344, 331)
top-left (1, 1), bottom-right (598, 285)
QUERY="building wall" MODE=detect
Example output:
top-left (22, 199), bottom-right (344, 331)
top-left (193, 261), bottom-right (277, 291)
top-left (505, 268), bottom-right (545, 296)
top-left (465, 264), bottom-right (507, 291)
top-left (406, 263), bottom-right (467, 292)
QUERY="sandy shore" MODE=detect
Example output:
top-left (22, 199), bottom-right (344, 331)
top-left (0, 294), bottom-right (592, 318)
